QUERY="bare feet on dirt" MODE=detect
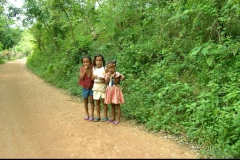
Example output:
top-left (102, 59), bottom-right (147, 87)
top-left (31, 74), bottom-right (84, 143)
top-left (0, 59), bottom-right (200, 158)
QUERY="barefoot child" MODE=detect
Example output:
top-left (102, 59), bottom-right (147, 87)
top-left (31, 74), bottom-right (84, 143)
top-left (92, 54), bottom-right (108, 122)
top-left (79, 55), bottom-right (94, 121)
top-left (104, 60), bottom-right (125, 125)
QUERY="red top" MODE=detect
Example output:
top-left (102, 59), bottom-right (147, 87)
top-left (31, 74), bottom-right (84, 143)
top-left (78, 67), bottom-right (94, 89)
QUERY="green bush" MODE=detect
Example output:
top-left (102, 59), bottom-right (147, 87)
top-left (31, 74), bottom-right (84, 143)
top-left (25, 0), bottom-right (240, 158)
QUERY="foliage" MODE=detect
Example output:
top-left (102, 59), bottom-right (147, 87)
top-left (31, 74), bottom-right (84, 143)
top-left (0, 0), bottom-right (29, 61)
top-left (11, 0), bottom-right (240, 158)
top-left (0, 57), bottom-right (5, 64)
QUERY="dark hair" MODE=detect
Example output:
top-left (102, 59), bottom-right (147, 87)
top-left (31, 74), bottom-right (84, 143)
top-left (106, 59), bottom-right (117, 66)
top-left (81, 55), bottom-right (92, 64)
top-left (93, 54), bottom-right (106, 67)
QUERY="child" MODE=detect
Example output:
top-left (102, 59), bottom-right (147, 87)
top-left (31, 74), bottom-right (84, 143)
top-left (104, 60), bottom-right (125, 125)
top-left (92, 54), bottom-right (108, 122)
top-left (79, 55), bottom-right (94, 121)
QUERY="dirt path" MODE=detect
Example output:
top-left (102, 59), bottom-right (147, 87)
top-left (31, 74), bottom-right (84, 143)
top-left (0, 58), bottom-right (200, 158)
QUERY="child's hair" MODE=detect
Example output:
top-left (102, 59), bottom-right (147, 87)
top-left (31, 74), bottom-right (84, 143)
top-left (93, 54), bottom-right (106, 67)
top-left (106, 59), bottom-right (117, 66)
top-left (81, 55), bottom-right (92, 64)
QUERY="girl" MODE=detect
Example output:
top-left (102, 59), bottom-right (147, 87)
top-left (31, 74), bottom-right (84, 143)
top-left (92, 54), bottom-right (108, 122)
top-left (104, 60), bottom-right (125, 125)
top-left (79, 55), bottom-right (94, 121)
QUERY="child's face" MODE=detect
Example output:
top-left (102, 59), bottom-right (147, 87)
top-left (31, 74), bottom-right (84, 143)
top-left (107, 63), bottom-right (116, 74)
top-left (95, 57), bottom-right (103, 68)
top-left (82, 58), bottom-right (91, 68)
top-left (105, 67), bottom-right (108, 73)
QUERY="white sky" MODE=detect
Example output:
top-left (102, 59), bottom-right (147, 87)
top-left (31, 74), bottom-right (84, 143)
top-left (6, 0), bottom-right (25, 28)
top-left (7, 0), bottom-right (24, 8)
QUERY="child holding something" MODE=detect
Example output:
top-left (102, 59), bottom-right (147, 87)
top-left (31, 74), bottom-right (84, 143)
top-left (104, 60), bottom-right (125, 125)
top-left (79, 55), bottom-right (94, 121)
top-left (92, 54), bottom-right (108, 122)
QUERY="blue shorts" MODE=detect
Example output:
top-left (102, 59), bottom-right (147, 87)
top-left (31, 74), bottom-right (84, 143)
top-left (82, 88), bottom-right (93, 98)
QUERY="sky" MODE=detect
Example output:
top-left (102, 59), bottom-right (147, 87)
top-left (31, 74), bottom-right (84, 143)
top-left (6, 0), bottom-right (25, 28)
top-left (7, 0), bottom-right (24, 8)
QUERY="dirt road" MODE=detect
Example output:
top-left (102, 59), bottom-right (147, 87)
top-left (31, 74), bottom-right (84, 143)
top-left (0, 58), bottom-right (200, 158)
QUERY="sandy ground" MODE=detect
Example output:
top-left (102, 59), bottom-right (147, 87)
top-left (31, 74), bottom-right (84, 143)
top-left (0, 58), bottom-right (200, 158)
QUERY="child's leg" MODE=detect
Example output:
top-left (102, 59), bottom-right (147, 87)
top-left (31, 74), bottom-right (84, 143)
top-left (116, 104), bottom-right (121, 123)
top-left (89, 95), bottom-right (94, 118)
top-left (102, 98), bottom-right (108, 119)
top-left (95, 99), bottom-right (101, 119)
top-left (84, 97), bottom-right (89, 117)
top-left (111, 104), bottom-right (116, 121)
top-left (82, 88), bottom-right (89, 119)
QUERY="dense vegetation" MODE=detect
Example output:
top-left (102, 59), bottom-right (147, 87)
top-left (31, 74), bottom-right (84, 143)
top-left (1, 0), bottom-right (240, 158)
top-left (0, 0), bottom-right (33, 63)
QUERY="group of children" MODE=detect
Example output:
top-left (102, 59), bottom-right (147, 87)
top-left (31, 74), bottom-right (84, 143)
top-left (78, 54), bottom-right (124, 125)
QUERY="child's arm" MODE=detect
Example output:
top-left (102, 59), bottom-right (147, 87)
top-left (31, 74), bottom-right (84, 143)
top-left (91, 67), bottom-right (98, 80)
top-left (79, 67), bottom-right (86, 80)
top-left (104, 72), bottom-right (110, 85)
top-left (119, 74), bottom-right (124, 80)
top-left (115, 72), bottom-right (124, 80)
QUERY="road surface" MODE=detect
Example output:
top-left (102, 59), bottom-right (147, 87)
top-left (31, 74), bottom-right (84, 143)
top-left (0, 58), bottom-right (199, 158)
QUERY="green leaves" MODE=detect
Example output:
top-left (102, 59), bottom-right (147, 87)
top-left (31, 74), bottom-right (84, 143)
top-left (190, 46), bottom-right (202, 56)
top-left (23, 0), bottom-right (240, 158)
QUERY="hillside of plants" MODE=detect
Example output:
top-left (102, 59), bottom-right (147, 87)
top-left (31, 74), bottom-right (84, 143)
top-left (0, 0), bottom-right (33, 63)
top-left (1, 0), bottom-right (240, 158)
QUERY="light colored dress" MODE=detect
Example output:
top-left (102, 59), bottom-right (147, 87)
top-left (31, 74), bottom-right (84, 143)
top-left (92, 66), bottom-right (106, 99)
top-left (104, 72), bottom-right (125, 104)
